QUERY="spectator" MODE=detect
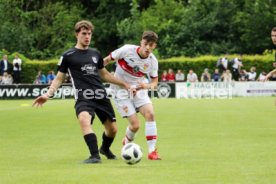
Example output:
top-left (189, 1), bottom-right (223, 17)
top-left (216, 54), bottom-right (229, 73)
top-left (187, 69), bottom-right (198, 82)
top-left (239, 70), bottom-right (248, 81)
top-left (0, 55), bottom-right (9, 75)
top-left (257, 71), bottom-right (267, 81)
top-left (1, 72), bottom-right (13, 84)
top-left (160, 70), bottom-right (168, 82)
top-left (47, 70), bottom-right (56, 84)
top-left (12, 54), bottom-right (22, 84)
top-left (34, 71), bottom-right (47, 84)
top-left (175, 69), bottom-right (185, 82)
top-left (221, 69), bottom-right (232, 82)
top-left (231, 55), bottom-right (243, 81)
top-left (167, 68), bottom-right (175, 82)
top-left (200, 68), bottom-right (211, 82)
top-left (245, 67), bottom-right (257, 81)
top-left (211, 68), bottom-right (221, 82)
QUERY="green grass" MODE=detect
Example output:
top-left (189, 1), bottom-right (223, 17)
top-left (0, 97), bottom-right (276, 184)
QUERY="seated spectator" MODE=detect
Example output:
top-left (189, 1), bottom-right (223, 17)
top-left (221, 69), bottom-right (232, 82)
top-left (239, 70), bottom-right (248, 81)
top-left (167, 68), bottom-right (175, 82)
top-left (257, 71), bottom-right (267, 81)
top-left (160, 70), bottom-right (168, 82)
top-left (175, 69), bottom-right (185, 82)
top-left (34, 71), bottom-right (47, 84)
top-left (200, 68), bottom-right (211, 82)
top-left (47, 70), bottom-right (56, 84)
top-left (187, 69), bottom-right (198, 82)
top-left (245, 67), bottom-right (257, 81)
top-left (1, 72), bottom-right (13, 84)
top-left (211, 69), bottom-right (221, 82)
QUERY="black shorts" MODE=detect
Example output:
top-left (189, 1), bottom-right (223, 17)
top-left (74, 98), bottom-right (116, 124)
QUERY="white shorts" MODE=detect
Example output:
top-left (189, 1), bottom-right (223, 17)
top-left (113, 89), bottom-right (152, 117)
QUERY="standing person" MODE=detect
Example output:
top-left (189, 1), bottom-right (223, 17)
top-left (33, 20), bottom-right (131, 164)
top-left (12, 54), bottom-right (22, 83)
top-left (231, 54), bottom-right (243, 81)
top-left (104, 31), bottom-right (161, 160)
top-left (0, 55), bottom-right (9, 75)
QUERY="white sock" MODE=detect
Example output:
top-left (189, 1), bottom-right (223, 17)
top-left (145, 121), bottom-right (157, 153)
top-left (125, 127), bottom-right (135, 144)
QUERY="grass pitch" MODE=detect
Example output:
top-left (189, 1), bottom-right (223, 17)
top-left (0, 97), bottom-right (275, 184)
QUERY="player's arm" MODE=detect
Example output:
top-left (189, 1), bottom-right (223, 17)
top-left (32, 71), bottom-right (65, 107)
top-left (137, 77), bottom-right (158, 90)
top-left (265, 69), bottom-right (276, 81)
top-left (99, 68), bottom-right (130, 90)
top-left (103, 55), bottom-right (113, 66)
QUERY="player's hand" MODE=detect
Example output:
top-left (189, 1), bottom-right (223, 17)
top-left (127, 84), bottom-right (137, 96)
top-left (136, 82), bottom-right (150, 90)
top-left (32, 94), bottom-right (49, 108)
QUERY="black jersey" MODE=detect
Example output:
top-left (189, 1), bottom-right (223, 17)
top-left (58, 47), bottom-right (107, 100)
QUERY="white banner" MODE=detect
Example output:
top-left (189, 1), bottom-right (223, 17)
top-left (176, 82), bottom-right (276, 99)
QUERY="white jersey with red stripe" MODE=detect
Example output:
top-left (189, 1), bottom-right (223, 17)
top-left (110, 44), bottom-right (158, 86)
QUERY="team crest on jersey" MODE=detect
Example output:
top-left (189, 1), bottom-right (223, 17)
top-left (92, 57), bottom-right (97, 63)
top-left (143, 63), bottom-right (149, 70)
top-left (133, 65), bottom-right (140, 73)
top-left (122, 105), bottom-right (128, 113)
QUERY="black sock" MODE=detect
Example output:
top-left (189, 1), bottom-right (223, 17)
top-left (84, 133), bottom-right (99, 157)
top-left (101, 132), bottom-right (114, 151)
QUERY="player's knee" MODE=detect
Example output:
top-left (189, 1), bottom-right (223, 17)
top-left (144, 111), bottom-right (155, 121)
top-left (130, 123), bottom-right (140, 132)
top-left (109, 125), bottom-right (118, 135)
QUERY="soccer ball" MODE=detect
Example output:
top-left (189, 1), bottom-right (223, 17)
top-left (121, 143), bottom-right (143, 165)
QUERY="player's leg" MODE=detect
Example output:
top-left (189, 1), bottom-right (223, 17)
top-left (139, 103), bottom-right (161, 160)
top-left (96, 98), bottom-right (118, 159)
top-left (99, 119), bottom-right (118, 159)
top-left (122, 114), bottom-right (140, 145)
top-left (78, 111), bottom-right (101, 163)
top-left (113, 98), bottom-right (138, 145)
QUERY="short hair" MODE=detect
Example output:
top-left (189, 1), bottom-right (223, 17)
top-left (142, 31), bottom-right (158, 43)
top-left (272, 27), bottom-right (276, 32)
top-left (74, 20), bottom-right (94, 33)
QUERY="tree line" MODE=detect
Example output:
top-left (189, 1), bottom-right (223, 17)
top-left (0, 0), bottom-right (275, 60)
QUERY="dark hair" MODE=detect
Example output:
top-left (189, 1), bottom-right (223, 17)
top-left (142, 31), bottom-right (158, 43)
top-left (272, 27), bottom-right (276, 32)
top-left (75, 20), bottom-right (94, 33)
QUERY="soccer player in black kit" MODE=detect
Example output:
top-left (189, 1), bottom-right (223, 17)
top-left (33, 20), bottom-right (131, 164)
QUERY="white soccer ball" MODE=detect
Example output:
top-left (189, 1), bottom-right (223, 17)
top-left (121, 143), bottom-right (143, 165)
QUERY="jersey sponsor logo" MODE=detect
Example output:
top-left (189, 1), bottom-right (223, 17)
top-left (81, 64), bottom-right (97, 75)
top-left (133, 65), bottom-right (140, 73)
top-left (92, 57), bottom-right (97, 63)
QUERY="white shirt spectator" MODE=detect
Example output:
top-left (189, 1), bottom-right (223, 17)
top-left (232, 58), bottom-right (242, 69)
top-left (13, 56), bottom-right (22, 71)
top-left (187, 70), bottom-right (198, 82)
top-left (175, 70), bottom-right (185, 81)
top-left (247, 72), bottom-right (256, 81)
top-left (221, 57), bottom-right (228, 69)
top-left (257, 73), bottom-right (266, 81)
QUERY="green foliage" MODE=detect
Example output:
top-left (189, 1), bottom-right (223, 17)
top-left (21, 60), bottom-right (58, 83)
top-left (0, 0), bottom-right (275, 59)
top-left (16, 53), bottom-right (274, 83)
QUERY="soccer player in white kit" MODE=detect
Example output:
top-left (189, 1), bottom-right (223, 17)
top-left (104, 31), bottom-right (161, 160)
